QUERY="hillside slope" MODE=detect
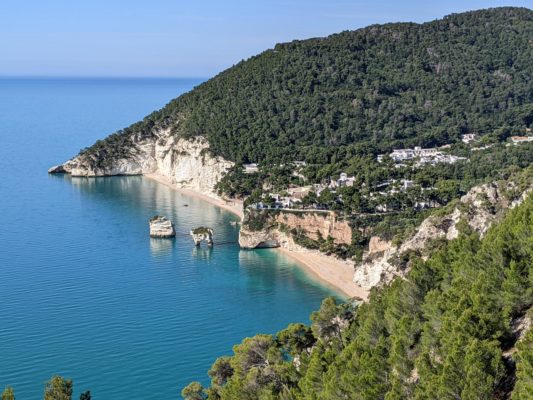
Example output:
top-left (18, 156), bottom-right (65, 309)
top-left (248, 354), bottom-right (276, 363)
top-left (58, 6), bottom-right (533, 173)
top-left (185, 191), bottom-right (533, 399)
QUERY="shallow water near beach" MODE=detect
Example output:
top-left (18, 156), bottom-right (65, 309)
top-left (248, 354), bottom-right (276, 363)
top-left (0, 78), bottom-right (337, 399)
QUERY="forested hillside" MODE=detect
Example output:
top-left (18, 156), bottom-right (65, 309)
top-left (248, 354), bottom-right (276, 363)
top-left (82, 7), bottom-right (533, 167)
top-left (184, 191), bottom-right (533, 399)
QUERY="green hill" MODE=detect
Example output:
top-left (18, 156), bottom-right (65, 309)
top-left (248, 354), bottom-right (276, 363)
top-left (82, 7), bottom-right (533, 167)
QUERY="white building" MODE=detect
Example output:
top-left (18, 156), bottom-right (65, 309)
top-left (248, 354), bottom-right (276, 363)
top-left (293, 161), bottom-right (307, 167)
top-left (401, 180), bottom-right (414, 190)
top-left (390, 145), bottom-right (467, 166)
top-left (416, 146), bottom-right (440, 157)
top-left (462, 133), bottom-right (477, 143)
top-left (510, 136), bottom-right (533, 145)
top-left (243, 163), bottom-right (259, 173)
top-left (329, 173), bottom-right (355, 188)
top-left (390, 146), bottom-right (439, 162)
top-left (391, 149), bottom-right (416, 162)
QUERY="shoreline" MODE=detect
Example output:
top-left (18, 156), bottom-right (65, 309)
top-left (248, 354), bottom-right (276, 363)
top-left (144, 172), bottom-right (368, 300)
top-left (277, 248), bottom-right (368, 300)
top-left (144, 173), bottom-right (244, 220)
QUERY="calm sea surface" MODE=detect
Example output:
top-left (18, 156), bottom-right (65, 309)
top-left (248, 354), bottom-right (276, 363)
top-left (0, 78), bottom-right (337, 399)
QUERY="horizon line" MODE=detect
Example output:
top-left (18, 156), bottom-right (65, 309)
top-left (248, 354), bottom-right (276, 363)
top-left (0, 75), bottom-right (209, 80)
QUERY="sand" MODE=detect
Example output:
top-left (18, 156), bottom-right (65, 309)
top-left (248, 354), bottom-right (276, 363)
top-left (144, 172), bottom-right (368, 300)
top-left (144, 173), bottom-right (244, 220)
top-left (277, 248), bottom-right (368, 300)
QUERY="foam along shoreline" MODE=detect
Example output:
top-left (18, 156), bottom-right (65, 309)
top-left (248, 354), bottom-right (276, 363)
top-left (277, 248), bottom-right (368, 300)
top-left (144, 173), bottom-right (244, 220)
top-left (144, 172), bottom-right (368, 300)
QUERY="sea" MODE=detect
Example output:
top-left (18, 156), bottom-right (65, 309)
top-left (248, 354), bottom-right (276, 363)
top-left (0, 78), bottom-right (337, 399)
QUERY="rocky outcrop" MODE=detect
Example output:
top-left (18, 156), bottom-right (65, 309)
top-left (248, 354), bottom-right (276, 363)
top-left (239, 229), bottom-right (279, 249)
top-left (238, 210), bottom-right (351, 249)
top-left (49, 130), bottom-right (233, 197)
top-left (368, 236), bottom-right (392, 254)
top-left (354, 181), bottom-right (533, 289)
top-left (190, 227), bottom-right (214, 246)
top-left (149, 216), bottom-right (175, 238)
top-left (274, 212), bottom-right (351, 244)
top-left (239, 228), bottom-right (288, 249)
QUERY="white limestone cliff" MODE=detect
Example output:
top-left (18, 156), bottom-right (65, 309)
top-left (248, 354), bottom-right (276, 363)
top-left (353, 181), bottom-right (533, 290)
top-left (49, 129), bottom-right (233, 198)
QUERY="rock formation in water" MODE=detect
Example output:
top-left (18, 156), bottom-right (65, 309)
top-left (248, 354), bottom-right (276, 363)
top-left (149, 216), bottom-right (176, 238)
top-left (190, 227), bottom-right (214, 246)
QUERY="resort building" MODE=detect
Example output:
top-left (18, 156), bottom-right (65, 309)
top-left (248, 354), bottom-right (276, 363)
top-left (329, 173), bottom-right (355, 188)
top-left (243, 163), bottom-right (259, 173)
top-left (287, 186), bottom-right (313, 199)
top-left (387, 145), bottom-right (466, 166)
top-left (462, 133), bottom-right (477, 143)
top-left (510, 136), bottom-right (533, 145)
top-left (390, 146), bottom-right (440, 162)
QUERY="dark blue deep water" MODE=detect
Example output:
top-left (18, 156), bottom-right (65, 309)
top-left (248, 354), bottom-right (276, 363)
top-left (0, 78), bottom-right (336, 399)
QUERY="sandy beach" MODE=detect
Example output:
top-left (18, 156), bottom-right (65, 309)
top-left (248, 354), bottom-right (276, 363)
top-left (144, 173), bottom-right (244, 220)
top-left (277, 248), bottom-right (368, 300)
top-left (144, 172), bottom-right (368, 300)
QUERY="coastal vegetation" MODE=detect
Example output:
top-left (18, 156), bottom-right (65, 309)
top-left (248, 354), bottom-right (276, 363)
top-left (186, 192), bottom-right (533, 399)
top-left (2, 376), bottom-right (90, 400)
top-left (191, 227), bottom-right (213, 235)
top-left (78, 7), bottom-right (533, 208)
top-left (50, 6), bottom-right (533, 398)
top-left (72, 7), bottom-right (533, 261)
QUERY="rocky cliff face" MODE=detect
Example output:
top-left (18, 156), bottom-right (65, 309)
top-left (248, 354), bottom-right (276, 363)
top-left (49, 129), bottom-right (233, 197)
top-left (239, 210), bottom-right (352, 249)
top-left (240, 181), bottom-right (532, 292)
top-left (274, 212), bottom-right (352, 244)
top-left (353, 181), bottom-right (533, 289)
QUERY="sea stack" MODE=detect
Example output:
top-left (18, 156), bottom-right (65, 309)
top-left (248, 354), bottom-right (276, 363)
top-left (149, 216), bottom-right (176, 238)
top-left (190, 227), bottom-right (214, 246)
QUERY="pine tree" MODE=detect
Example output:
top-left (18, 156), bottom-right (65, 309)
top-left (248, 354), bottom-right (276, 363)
top-left (44, 376), bottom-right (72, 400)
top-left (1, 387), bottom-right (14, 400)
top-left (512, 329), bottom-right (533, 399)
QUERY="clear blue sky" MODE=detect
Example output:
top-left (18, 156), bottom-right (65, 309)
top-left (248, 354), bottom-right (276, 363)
top-left (1, 0), bottom-right (531, 78)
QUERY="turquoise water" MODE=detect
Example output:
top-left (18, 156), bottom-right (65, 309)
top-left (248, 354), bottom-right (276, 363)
top-left (0, 78), bottom-right (337, 399)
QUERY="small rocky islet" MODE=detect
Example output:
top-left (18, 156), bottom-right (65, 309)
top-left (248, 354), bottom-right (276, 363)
top-left (148, 216), bottom-right (214, 247)
top-left (190, 227), bottom-right (214, 246)
top-left (148, 215), bottom-right (176, 238)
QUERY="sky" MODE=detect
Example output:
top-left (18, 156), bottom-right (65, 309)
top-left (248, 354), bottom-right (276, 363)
top-left (1, 0), bottom-right (531, 78)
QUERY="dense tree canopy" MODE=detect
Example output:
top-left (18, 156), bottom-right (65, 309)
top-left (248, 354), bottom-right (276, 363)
top-left (81, 7), bottom-right (533, 168)
top-left (192, 192), bottom-right (533, 399)
top-left (60, 8), bottom-right (533, 398)
top-left (1, 376), bottom-right (91, 400)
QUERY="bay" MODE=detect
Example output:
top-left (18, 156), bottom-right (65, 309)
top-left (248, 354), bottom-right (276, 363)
top-left (0, 78), bottom-right (336, 399)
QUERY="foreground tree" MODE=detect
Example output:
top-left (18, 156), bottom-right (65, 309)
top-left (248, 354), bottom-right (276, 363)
top-left (79, 390), bottom-right (91, 400)
top-left (181, 382), bottom-right (207, 400)
top-left (310, 297), bottom-right (353, 348)
top-left (512, 329), bottom-right (533, 399)
top-left (277, 323), bottom-right (316, 357)
top-left (44, 376), bottom-right (72, 400)
top-left (1, 387), bottom-right (14, 400)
